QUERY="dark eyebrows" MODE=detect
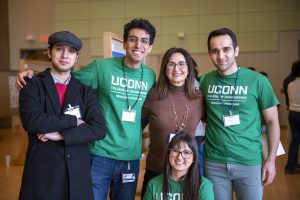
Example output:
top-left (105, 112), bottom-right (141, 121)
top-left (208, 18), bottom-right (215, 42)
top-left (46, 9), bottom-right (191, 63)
top-left (210, 46), bottom-right (233, 53)
top-left (223, 46), bottom-right (232, 50)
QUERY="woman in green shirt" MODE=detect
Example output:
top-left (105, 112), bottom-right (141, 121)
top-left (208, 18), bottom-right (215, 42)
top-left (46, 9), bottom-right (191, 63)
top-left (143, 132), bottom-right (214, 200)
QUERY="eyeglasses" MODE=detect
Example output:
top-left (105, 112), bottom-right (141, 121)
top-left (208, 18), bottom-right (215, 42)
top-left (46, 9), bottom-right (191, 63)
top-left (169, 148), bottom-right (193, 159)
top-left (166, 61), bottom-right (187, 70)
top-left (128, 36), bottom-right (150, 45)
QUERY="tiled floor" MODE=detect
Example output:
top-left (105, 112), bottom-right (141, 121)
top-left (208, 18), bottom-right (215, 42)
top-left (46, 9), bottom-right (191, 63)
top-left (0, 127), bottom-right (300, 200)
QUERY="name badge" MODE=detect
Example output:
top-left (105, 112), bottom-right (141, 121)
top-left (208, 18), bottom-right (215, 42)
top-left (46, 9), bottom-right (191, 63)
top-left (122, 170), bottom-right (136, 184)
top-left (122, 109), bottom-right (136, 122)
top-left (64, 104), bottom-right (82, 119)
top-left (223, 114), bottom-right (240, 127)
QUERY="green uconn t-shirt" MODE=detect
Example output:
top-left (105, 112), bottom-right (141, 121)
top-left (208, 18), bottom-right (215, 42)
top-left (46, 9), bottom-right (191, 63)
top-left (143, 174), bottom-right (214, 200)
top-left (200, 67), bottom-right (279, 165)
top-left (74, 57), bottom-right (155, 160)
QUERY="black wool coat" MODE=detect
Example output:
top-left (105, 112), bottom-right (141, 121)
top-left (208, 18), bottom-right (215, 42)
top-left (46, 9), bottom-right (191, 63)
top-left (18, 68), bottom-right (107, 200)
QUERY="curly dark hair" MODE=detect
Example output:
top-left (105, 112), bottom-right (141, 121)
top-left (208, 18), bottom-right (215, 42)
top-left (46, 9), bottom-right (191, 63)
top-left (123, 18), bottom-right (156, 45)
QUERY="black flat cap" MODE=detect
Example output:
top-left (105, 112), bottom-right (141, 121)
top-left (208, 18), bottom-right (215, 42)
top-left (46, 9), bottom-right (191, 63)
top-left (48, 31), bottom-right (82, 51)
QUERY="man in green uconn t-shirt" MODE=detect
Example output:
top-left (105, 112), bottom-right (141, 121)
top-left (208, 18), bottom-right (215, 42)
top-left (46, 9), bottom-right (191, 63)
top-left (16, 19), bottom-right (156, 200)
top-left (74, 18), bottom-right (156, 200)
top-left (200, 27), bottom-right (280, 200)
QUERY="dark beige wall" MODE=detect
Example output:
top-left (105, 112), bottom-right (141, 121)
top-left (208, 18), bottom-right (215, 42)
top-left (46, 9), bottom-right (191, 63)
top-left (8, 0), bottom-right (54, 70)
top-left (193, 31), bottom-right (300, 127)
top-left (0, 72), bottom-right (18, 117)
top-left (0, 0), bottom-right (54, 118)
top-left (5, 0), bottom-right (300, 126)
top-left (0, 0), bottom-right (10, 70)
top-left (146, 31), bottom-right (300, 126)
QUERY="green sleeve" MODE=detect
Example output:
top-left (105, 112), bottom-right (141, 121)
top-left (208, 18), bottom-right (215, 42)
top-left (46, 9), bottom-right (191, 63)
top-left (73, 60), bottom-right (99, 90)
top-left (258, 75), bottom-right (279, 110)
top-left (143, 184), bottom-right (154, 200)
top-left (200, 177), bottom-right (215, 200)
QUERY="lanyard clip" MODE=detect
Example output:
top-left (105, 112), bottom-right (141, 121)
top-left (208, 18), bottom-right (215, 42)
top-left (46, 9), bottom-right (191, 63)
top-left (127, 161), bottom-right (131, 170)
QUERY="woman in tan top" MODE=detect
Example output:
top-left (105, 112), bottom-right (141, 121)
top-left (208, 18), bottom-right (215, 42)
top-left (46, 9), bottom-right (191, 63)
top-left (141, 47), bottom-right (205, 197)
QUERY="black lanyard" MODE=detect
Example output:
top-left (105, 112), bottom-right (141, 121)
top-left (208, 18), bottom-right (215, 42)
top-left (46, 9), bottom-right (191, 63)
top-left (122, 58), bottom-right (144, 110)
top-left (215, 67), bottom-right (240, 115)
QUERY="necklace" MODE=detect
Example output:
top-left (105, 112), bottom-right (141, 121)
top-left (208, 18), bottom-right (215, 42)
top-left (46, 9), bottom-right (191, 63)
top-left (169, 93), bottom-right (189, 133)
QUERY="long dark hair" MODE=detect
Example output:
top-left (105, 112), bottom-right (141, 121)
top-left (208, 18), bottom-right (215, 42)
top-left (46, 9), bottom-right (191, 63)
top-left (156, 47), bottom-right (200, 99)
top-left (162, 131), bottom-right (200, 200)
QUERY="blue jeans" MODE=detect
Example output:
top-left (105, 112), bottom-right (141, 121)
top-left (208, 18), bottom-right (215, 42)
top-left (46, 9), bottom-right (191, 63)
top-left (90, 154), bottom-right (140, 200)
top-left (286, 111), bottom-right (300, 170)
top-left (204, 161), bottom-right (262, 200)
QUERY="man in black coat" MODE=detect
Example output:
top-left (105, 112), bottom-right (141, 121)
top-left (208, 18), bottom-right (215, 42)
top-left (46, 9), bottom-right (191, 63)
top-left (18, 31), bottom-right (107, 200)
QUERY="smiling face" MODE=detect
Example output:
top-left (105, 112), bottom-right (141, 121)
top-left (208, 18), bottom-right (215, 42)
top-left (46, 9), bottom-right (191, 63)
top-left (209, 34), bottom-right (239, 76)
top-left (169, 141), bottom-right (194, 179)
top-left (123, 28), bottom-right (153, 69)
top-left (166, 52), bottom-right (189, 86)
top-left (48, 43), bottom-right (78, 74)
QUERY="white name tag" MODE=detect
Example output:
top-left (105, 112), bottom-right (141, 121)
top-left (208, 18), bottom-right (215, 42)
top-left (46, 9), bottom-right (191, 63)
top-left (121, 109), bottom-right (136, 122)
top-left (64, 104), bottom-right (81, 119)
top-left (122, 171), bottom-right (136, 184)
top-left (223, 114), bottom-right (240, 127)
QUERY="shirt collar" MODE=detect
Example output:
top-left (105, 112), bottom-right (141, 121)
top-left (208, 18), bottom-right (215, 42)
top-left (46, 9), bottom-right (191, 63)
top-left (50, 71), bottom-right (71, 84)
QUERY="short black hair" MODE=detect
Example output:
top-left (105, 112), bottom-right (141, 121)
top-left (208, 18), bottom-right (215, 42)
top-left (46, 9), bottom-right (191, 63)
top-left (247, 67), bottom-right (256, 71)
top-left (207, 27), bottom-right (238, 52)
top-left (123, 18), bottom-right (156, 45)
top-left (260, 71), bottom-right (268, 77)
top-left (291, 60), bottom-right (300, 77)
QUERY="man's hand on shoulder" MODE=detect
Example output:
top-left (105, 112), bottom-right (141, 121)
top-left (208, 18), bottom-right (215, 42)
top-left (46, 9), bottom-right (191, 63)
top-left (15, 70), bottom-right (35, 90)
